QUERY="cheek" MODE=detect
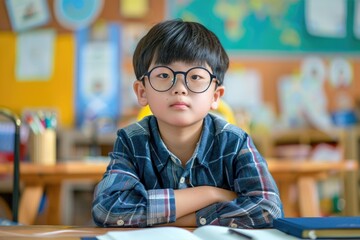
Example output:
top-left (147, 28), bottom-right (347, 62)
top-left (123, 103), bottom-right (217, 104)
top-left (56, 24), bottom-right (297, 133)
top-left (147, 93), bottom-right (167, 111)
top-left (194, 95), bottom-right (214, 110)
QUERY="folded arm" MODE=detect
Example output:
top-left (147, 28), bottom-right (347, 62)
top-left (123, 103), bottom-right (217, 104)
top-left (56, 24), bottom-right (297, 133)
top-left (165, 186), bottom-right (237, 226)
top-left (195, 138), bottom-right (283, 229)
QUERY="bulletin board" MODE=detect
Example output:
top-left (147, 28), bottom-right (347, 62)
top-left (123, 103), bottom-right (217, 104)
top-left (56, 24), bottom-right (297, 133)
top-left (228, 57), bottom-right (360, 115)
top-left (0, 0), bottom-right (165, 127)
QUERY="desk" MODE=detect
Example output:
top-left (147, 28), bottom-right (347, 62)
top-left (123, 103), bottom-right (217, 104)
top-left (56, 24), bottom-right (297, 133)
top-left (0, 159), bottom-right (357, 225)
top-left (0, 225), bottom-right (196, 240)
top-left (0, 225), bottom-right (117, 240)
top-left (0, 225), bottom-right (299, 240)
top-left (0, 161), bottom-right (105, 225)
top-left (267, 158), bottom-right (358, 218)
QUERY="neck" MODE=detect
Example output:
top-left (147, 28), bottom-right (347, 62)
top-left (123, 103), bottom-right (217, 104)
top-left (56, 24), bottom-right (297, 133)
top-left (157, 120), bottom-right (203, 166)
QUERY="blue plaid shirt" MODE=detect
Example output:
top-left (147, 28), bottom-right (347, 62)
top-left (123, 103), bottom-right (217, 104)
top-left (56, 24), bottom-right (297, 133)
top-left (92, 114), bottom-right (283, 228)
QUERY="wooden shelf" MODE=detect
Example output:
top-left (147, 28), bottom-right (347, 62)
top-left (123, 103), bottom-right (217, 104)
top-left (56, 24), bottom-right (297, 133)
top-left (56, 128), bottom-right (116, 160)
top-left (252, 126), bottom-right (359, 159)
top-left (252, 125), bottom-right (360, 216)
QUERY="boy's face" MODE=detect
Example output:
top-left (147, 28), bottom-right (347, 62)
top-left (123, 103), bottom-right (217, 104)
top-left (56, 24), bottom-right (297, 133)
top-left (133, 61), bottom-right (225, 128)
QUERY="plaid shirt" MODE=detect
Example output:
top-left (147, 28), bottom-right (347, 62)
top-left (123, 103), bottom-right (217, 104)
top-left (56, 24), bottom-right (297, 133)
top-left (92, 114), bottom-right (283, 228)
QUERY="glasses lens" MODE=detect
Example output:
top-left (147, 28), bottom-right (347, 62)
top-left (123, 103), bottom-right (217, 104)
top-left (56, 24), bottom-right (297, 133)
top-left (149, 67), bottom-right (174, 91)
top-left (186, 68), bottom-right (212, 93)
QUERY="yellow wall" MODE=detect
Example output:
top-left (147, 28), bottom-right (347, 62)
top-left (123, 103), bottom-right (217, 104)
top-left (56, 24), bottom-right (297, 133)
top-left (0, 32), bottom-right (75, 127)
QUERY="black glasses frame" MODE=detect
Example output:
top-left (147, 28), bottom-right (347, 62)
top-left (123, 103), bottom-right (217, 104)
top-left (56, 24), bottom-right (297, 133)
top-left (139, 66), bottom-right (219, 93)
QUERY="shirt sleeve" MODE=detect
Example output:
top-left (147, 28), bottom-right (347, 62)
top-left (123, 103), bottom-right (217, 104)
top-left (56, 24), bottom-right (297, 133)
top-left (195, 136), bottom-right (283, 229)
top-left (91, 133), bottom-right (176, 227)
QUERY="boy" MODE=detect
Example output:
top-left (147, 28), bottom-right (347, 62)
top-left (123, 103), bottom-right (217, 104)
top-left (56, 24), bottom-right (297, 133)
top-left (92, 19), bottom-right (283, 228)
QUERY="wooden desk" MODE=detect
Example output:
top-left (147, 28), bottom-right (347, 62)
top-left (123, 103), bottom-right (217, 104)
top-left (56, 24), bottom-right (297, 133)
top-left (0, 161), bottom-right (106, 225)
top-left (0, 225), bottom-right (195, 240)
top-left (267, 158), bottom-right (358, 217)
top-left (0, 159), bottom-right (357, 225)
top-left (0, 225), bottom-right (115, 240)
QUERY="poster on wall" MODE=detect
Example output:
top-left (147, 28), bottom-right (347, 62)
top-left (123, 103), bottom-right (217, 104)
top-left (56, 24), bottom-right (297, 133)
top-left (6, 0), bottom-right (50, 32)
top-left (16, 29), bottom-right (55, 80)
top-left (54, 0), bottom-right (104, 30)
top-left (75, 22), bottom-right (122, 131)
top-left (119, 0), bottom-right (149, 18)
top-left (354, 0), bottom-right (360, 39)
top-left (305, 0), bottom-right (347, 38)
top-left (223, 69), bottom-right (262, 110)
top-left (278, 57), bottom-right (333, 131)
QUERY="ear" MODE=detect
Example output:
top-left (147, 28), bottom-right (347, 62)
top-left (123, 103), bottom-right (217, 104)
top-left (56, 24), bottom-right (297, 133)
top-left (211, 85), bottom-right (225, 110)
top-left (133, 81), bottom-right (148, 106)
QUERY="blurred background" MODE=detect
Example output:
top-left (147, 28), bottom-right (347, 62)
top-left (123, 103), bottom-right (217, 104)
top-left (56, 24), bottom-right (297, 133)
top-left (0, 0), bottom-right (360, 225)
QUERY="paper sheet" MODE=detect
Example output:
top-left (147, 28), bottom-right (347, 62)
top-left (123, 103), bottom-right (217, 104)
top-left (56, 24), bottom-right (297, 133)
top-left (305, 0), bottom-right (347, 37)
top-left (120, 0), bottom-right (149, 18)
top-left (223, 69), bottom-right (262, 110)
top-left (6, 0), bottom-right (50, 31)
top-left (16, 29), bottom-right (55, 80)
top-left (355, 0), bottom-right (360, 39)
top-left (97, 225), bottom-right (300, 240)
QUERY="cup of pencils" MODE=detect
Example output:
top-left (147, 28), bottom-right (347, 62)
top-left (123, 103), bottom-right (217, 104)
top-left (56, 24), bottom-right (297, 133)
top-left (25, 111), bottom-right (57, 165)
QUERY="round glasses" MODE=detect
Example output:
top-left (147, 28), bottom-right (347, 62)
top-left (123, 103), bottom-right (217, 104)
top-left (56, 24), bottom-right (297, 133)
top-left (139, 66), bottom-right (219, 93)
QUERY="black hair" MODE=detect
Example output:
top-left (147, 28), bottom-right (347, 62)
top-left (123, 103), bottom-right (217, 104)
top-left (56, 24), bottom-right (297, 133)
top-left (133, 19), bottom-right (229, 85)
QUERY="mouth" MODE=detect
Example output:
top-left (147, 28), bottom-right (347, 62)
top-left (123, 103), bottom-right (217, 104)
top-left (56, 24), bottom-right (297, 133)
top-left (170, 102), bottom-right (189, 109)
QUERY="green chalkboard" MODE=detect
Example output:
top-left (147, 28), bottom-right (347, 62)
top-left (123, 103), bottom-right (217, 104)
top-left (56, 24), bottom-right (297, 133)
top-left (170, 0), bottom-right (360, 53)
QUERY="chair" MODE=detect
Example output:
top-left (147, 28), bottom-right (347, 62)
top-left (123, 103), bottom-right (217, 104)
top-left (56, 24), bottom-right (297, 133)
top-left (0, 108), bottom-right (21, 224)
top-left (137, 99), bottom-right (237, 124)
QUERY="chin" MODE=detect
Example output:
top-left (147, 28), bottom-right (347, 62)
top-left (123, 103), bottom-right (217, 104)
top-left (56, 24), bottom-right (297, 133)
top-left (169, 117), bottom-right (203, 128)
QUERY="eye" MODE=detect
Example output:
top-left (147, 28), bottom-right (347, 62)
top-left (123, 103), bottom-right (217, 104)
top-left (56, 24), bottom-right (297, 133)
top-left (189, 74), bottom-right (203, 81)
top-left (159, 73), bottom-right (170, 79)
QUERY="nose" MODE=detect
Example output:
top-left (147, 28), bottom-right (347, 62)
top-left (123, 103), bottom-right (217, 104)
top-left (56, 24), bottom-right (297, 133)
top-left (172, 73), bottom-right (188, 95)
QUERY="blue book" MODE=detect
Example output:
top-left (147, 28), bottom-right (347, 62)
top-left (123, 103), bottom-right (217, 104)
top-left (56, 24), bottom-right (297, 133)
top-left (273, 217), bottom-right (360, 239)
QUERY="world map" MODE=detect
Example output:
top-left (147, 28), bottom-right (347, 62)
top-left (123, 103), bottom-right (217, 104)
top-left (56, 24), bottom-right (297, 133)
top-left (171, 0), bottom-right (303, 51)
top-left (170, 0), bottom-right (359, 53)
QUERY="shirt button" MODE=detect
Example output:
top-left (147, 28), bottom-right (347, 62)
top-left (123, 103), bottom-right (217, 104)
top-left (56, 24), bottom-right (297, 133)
top-left (199, 218), bottom-right (207, 225)
top-left (230, 223), bottom-right (238, 228)
top-left (117, 219), bottom-right (125, 226)
top-left (179, 177), bottom-right (185, 183)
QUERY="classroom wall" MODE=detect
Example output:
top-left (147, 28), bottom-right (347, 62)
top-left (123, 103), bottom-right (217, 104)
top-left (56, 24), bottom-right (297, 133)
top-left (229, 57), bottom-right (360, 114)
top-left (0, 32), bottom-right (75, 126)
top-left (0, 0), bottom-right (359, 128)
top-left (0, 0), bottom-right (165, 127)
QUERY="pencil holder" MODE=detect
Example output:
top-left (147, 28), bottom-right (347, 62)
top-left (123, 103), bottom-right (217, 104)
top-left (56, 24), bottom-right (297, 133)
top-left (29, 129), bottom-right (56, 165)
